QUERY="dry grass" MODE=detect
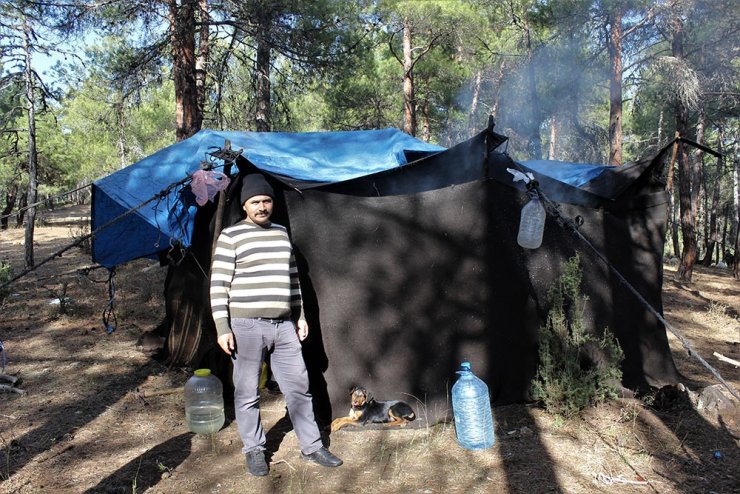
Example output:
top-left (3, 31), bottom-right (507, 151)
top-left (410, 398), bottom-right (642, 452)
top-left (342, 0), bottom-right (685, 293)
top-left (0, 212), bottom-right (738, 493)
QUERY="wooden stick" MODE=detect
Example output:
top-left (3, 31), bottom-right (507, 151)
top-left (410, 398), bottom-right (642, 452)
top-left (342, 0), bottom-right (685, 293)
top-left (132, 387), bottom-right (183, 399)
top-left (713, 352), bottom-right (740, 367)
top-left (0, 384), bottom-right (26, 395)
top-left (0, 374), bottom-right (19, 385)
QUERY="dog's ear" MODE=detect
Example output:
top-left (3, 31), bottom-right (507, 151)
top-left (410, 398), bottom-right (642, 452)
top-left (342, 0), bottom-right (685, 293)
top-left (349, 384), bottom-right (358, 394)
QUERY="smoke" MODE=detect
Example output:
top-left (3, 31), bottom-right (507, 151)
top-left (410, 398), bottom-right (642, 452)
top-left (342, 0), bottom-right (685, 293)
top-left (446, 39), bottom-right (610, 164)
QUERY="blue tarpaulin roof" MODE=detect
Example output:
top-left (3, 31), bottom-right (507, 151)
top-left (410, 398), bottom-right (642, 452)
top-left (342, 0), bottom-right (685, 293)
top-left (91, 128), bottom-right (445, 268)
top-left (92, 128), bottom-right (618, 269)
top-left (521, 160), bottom-right (613, 187)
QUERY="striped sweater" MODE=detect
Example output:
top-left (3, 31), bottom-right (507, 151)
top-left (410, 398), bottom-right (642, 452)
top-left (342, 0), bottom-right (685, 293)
top-left (209, 219), bottom-right (304, 337)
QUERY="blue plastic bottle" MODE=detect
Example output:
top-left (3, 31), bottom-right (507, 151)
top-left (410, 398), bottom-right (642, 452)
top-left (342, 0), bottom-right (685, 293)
top-left (451, 361), bottom-right (495, 450)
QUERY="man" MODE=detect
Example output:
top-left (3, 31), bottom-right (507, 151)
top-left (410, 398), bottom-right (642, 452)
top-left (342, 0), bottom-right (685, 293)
top-left (210, 173), bottom-right (342, 476)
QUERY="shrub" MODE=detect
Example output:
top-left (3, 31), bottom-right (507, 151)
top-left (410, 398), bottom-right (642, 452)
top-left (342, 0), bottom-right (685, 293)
top-left (531, 255), bottom-right (624, 418)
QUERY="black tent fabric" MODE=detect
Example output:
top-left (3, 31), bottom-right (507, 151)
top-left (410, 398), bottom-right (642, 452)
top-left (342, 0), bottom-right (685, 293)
top-left (159, 128), bottom-right (679, 426)
top-left (282, 130), bottom-right (678, 424)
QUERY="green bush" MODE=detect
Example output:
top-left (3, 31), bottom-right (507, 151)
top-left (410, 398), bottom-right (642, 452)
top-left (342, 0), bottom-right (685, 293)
top-left (531, 255), bottom-right (624, 418)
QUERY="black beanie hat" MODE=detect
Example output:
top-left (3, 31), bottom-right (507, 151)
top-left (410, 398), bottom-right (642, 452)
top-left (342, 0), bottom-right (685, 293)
top-left (240, 174), bottom-right (274, 204)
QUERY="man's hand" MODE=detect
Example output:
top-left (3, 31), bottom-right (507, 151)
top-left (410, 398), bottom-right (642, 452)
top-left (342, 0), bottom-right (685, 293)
top-left (296, 320), bottom-right (309, 341)
top-left (217, 333), bottom-right (235, 356)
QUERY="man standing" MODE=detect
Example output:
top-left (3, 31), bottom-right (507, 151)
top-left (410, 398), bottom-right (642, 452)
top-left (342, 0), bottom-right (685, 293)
top-left (210, 173), bottom-right (342, 476)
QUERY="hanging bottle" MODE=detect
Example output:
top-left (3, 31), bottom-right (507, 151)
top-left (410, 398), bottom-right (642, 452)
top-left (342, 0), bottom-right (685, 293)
top-left (451, 361), bottom-right (495, 450)
top-left (517, 189), bottom-right (546, 249)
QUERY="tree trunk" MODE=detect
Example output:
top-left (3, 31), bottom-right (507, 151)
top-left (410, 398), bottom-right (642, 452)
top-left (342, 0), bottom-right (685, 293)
top-left (733, 142), bottom-right (740, 279)
top-left (548, 115), bottom-right (557, 160)
top-left (607, 10), bottom-right (624, 166)
top-left (421, 97), bottom-right (430, 143)
top-left (168, 0), bottom-right (200, 141)
top-left (115, 101), bottom-right (127, 168)
top-left (524, 17), bottom-right (541, 159)
top-left (402, 17), bottom-right (416, 137)
top-left (255, 12), bottom-right (272, 132)
top-left (196, 0), bottom-right (208, 126)
top-left (22, 16), bottom-right (38, 268)
top-left (673, 18), bottom-right (697, 281)
top-left (720, 202), bottom-right (728, 262)
top-left (666, 132), bottom-right (680, 257)
top-left (702, 152), bottom-right (722, 265)
top-left (490, 60), bottom-right (506, 120)
top-left (1, 189), bottom-right (16, 230)
top-left (468, 70), bottom-right (482, 138)
top-left (16, 192), bottom-right (26, 228)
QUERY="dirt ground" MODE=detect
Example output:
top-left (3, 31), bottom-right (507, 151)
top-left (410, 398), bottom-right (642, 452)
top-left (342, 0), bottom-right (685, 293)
top-left (0, 205), bottom-right (738, 494)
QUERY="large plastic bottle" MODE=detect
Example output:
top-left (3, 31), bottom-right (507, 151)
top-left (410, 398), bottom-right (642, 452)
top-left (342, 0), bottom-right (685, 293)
top-left (451, 361), bottom-right (495, 450)
top-left (184, 368), bottom-right (225, 434)
top-left (517, 191), bottom-right (546, 249)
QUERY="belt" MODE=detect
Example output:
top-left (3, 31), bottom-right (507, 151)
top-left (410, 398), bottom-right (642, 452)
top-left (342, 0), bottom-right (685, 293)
top-left (254, 317), bottom-right (285, 324)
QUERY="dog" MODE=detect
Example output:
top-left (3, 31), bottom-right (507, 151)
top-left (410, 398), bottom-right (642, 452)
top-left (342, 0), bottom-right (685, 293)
top-left (330, 386), bottom-right (416, 432)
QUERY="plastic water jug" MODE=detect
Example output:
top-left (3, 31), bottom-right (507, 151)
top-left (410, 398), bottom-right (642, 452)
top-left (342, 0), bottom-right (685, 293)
top-left (451, 361), bottom-right (495, 450)
top-left (184, 368), bottom-right (225, 434)
top-left (517, 192), bottom-right (546, 249)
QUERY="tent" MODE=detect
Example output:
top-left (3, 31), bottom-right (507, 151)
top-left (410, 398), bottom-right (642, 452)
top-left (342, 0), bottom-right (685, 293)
top-left (91, 125), bottom-right (680, 425)
top-left (92, 128), bottom-right (444, 268)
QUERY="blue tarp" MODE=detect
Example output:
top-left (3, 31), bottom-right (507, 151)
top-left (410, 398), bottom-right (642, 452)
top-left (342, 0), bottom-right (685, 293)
top-left (521, 160), bottom-right (613, 187)
top-left (92, 128), bottom-right (619, 269)
top-left (91, 128), bottom-right (445, 268)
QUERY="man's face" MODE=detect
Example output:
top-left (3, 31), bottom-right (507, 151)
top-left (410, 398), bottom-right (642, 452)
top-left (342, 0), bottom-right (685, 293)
top-left (243, 195), bottom-right (273, 225)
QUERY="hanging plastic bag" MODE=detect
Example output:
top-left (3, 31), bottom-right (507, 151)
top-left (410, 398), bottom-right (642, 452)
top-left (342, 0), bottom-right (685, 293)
top-left (190, 170), bottom-right (231, 206)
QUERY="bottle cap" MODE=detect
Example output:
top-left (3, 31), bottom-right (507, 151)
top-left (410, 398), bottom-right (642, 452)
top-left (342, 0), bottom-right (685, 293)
top-left (460, 362), bottom-right (471, 371)
top-left (194, 368), bottom-right (211, 377)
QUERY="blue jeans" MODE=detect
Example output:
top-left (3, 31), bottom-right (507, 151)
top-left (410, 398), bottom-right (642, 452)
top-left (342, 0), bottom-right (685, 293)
top-left (231, 318), bottom-right (322, 455)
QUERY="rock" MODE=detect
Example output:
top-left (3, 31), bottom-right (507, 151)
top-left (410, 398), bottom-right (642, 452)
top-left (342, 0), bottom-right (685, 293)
top-left (696, 385), bottom-right (736, 412)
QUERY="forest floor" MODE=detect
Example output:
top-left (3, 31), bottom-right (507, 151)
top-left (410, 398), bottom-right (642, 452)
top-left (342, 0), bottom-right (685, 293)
top-left (0, 205), bottom-right (738, 494)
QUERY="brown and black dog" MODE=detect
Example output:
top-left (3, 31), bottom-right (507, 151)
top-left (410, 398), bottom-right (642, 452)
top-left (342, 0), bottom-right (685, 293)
top-left (330, 386), bottom-right (416, 432)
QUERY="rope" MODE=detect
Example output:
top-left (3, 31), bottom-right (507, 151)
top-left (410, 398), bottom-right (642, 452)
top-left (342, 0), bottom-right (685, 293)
top-left (0, 175), bottom-right (192, 292)
top-left (529, 179), bottom-right (740, 402)
top-left (102, 268), bottom-right (117, 333)
top-left (0, 182), bottom-right (92, 222)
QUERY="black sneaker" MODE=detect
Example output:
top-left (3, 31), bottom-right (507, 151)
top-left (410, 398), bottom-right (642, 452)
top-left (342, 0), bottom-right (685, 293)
top-left (300, 447), bottom-right (343, 467)
top-left (246, 449), bottom-right (268, 476)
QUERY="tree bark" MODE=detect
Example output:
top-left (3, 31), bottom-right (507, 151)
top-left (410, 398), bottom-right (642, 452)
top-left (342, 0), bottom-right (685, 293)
top-left (607, 9), bottom-right (624, 165)
top-left (421, 97), bottom-right (430, 143)
top-left (702, 153), bottom-right (721, 265)
top-left (196, 0), bottom-right (208, 127)
top-left (22, 16), bottom-right (38, 268)
top-left (468, 70), bottom-right (482, 138)
top-left (115, 101), bottom-right (127, 168)
top-left (548, 115), bottom-right (557, 160)
top-left (255, 11), bottom-right (272, 132)
top-left (16, 192), bottom-right (26, 228)
top-left (673, 17), bottom-right (697, 281)
top-left (733, 141), bottom-right (740, 279)
top-left (524, 16), bottom-right (541, 159)
top-left (666, 132), bottom-right (680, 257)
top-left (402, 17), bottom-right (416, 137)
top-left (1, 190), bottom-right (16, 230)
top-left (168, 0), bottom-right (200, 141)
top-left (489, 60), bottom-right (506, 121)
